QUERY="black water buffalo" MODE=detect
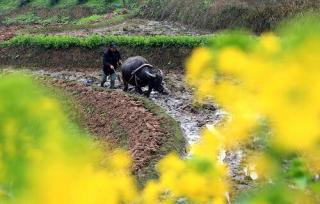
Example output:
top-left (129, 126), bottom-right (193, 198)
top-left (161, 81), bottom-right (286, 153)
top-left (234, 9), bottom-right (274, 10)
top-left (121, 56), bottom-right (167, 97)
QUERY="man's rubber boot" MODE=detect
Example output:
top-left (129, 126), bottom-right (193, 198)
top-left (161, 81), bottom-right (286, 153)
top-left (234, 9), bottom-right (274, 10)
top-left (110, 73), bottom-right (116, 89)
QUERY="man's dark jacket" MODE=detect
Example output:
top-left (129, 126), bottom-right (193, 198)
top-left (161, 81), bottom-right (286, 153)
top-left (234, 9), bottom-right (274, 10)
top-left (103, 49), bottom-right (122, 75)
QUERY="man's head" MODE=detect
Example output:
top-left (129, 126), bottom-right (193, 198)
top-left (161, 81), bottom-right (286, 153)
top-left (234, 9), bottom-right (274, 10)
top-left (109, 43), bottom-right (117, 52)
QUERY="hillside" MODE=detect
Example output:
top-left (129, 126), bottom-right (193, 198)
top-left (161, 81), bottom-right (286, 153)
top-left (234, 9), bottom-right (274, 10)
top-left (2, 0), bottom-right (318, 34)
top-left (137, 0), bottom-right (319, 33)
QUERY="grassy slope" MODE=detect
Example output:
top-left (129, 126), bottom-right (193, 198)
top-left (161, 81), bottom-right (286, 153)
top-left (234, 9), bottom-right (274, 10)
top-left (0, 0), bottom-right (121, 12)
top-left (3, 0), bottom-right (318, 33)
top-left (23, 12), bottom-right (136, 34)
top-left (0, 0), bottom-right (125, 27)
top-left (137, 0), bottom-right (319, 33)
top-left (0, 0), bottom-right (16, 12)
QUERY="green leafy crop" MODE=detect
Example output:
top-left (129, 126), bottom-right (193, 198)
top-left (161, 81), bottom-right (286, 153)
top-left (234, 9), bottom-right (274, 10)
top-left (1, 34), bottom-right (213, 48)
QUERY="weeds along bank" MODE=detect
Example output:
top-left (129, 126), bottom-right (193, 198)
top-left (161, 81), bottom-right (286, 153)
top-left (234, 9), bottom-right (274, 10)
top-left (0, 7), bottom-right (134, 28)
top-left (0, 35), bottom-right (211, 70)
top-left (0, 0), bottom-right (126, 24)
top-left (137, 0), bottom-right (319, 33)
top-left (0, 0), bottom-right (124, 13)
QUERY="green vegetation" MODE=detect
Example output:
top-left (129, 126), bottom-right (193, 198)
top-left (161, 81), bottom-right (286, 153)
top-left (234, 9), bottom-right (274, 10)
top-left (27, 0), bottom-right (97, 8)
top-left (111, 120), bottom-right (129, 148)
top-left (1, 34), bottom-right (212, 48)
top-left (1, 4), bottom-right (134, 31)
top-left (0, 0), bottom-right (17, 11)
top-left (0, 0), bottom-right (123, 13)
top-left (84, 0), bottom-right (120, 10)
top-left (1, 10), bottom-right (133, 26)
top-left (2, 12), bottom-right (71, 25)
top-left (2, 13), bottom-right (41, 25)
top-left (23, 12), bottom-right (136, 34)
top-left (75, 14), bottom-right (102, 25)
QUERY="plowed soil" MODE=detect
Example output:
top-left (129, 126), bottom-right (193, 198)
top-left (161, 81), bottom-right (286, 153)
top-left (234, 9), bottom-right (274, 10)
top-left (46, 78), bottom-right (185, 186)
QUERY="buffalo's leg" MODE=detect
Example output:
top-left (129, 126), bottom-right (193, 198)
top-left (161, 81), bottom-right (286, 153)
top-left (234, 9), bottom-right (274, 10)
top-left (135, 86), bottom-right (143, 94)
top-left (144, 86), bottom-right (152, 97)
top-left (123, 81), bottom-right (129, 92)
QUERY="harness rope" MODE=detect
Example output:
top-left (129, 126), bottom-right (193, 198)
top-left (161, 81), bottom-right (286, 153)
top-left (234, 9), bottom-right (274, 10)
top-left (129, 63), bottom-right (154, 86)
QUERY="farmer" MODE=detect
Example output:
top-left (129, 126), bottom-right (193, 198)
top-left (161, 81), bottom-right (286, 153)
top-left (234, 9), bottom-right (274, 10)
top-left (101, 43), bottom-right (122, 89)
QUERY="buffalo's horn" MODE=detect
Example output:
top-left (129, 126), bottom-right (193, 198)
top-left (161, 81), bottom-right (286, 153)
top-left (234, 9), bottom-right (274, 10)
top-left (145, 71), bottom-right (156, 78)
top-left (156, 69), bottom-right (163, 76)
top-left (159, 69), bottom-right (163, 76)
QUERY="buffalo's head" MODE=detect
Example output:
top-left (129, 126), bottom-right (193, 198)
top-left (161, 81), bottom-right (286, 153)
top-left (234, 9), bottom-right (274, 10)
top-left (146, 69), bottom-right (169, 95)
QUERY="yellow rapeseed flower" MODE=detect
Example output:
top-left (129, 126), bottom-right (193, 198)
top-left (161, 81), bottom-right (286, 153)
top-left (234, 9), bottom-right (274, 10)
top-left (176, 171), bottom-right (208, 201)
top-left (218, 47), bottom-right (248, 75)
top-left (186, 47), bottom-right (213, 84)
top-left (2, 119), bottom-right (18, 157)
top-left (142, 181), bottom-right (162, 203)
top-left (259, 33), bottom-right (280, 53)
top-left (110, 150), bottom-right (132, 170)
top-left (247, 153), bottom-right (277, 180)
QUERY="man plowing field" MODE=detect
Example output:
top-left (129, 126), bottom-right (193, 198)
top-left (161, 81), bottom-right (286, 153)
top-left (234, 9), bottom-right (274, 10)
top-left (101, 43), bottom-right (122, 89)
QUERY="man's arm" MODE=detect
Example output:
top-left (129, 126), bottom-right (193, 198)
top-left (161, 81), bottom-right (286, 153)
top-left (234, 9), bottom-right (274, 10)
top-left (117, 51), bottom-right (122, 65)
top-left (103, 51), bottom-right (115, 69)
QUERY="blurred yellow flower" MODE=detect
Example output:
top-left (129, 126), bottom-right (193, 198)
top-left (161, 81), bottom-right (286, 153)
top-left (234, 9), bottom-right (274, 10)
top-left (142, 181), bottom-right (162, 203)
top-left (259, 33), bottom-right (280, 53)
top-left (186, 47), bottom-right (213, 85)
top-left (218, 47), bottom-right (248, 74)
top-left (186, 17), bottom-right (320, 203)
top-left (247, 153), bottom-right (277, 180)
top-left (110, 150), bottom-right (132, 170)
top-left (177, 171), bottom-right (208, 201)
